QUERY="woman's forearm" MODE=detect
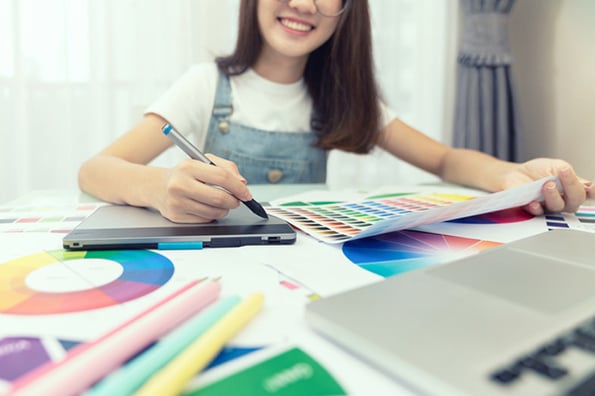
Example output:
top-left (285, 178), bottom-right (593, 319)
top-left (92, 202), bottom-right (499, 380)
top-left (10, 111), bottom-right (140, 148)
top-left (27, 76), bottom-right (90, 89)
top-left (78, 155), bottom-right (168, 209)
top-left (439, 148), bottom-right (517, 192)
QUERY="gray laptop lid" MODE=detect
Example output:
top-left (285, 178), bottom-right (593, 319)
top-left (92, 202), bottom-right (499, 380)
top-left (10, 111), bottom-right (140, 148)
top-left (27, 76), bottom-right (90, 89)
top-left (306, 229), bottom-right (595, 396)
top-left (63, 204), bottom-right (296, 250)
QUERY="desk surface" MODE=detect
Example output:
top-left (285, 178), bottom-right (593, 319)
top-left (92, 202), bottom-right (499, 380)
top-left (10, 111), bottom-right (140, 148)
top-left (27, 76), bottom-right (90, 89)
top-left (0, 186), bottom-right (409, 396)
top-left (1, 186), bottom-right (594, 395)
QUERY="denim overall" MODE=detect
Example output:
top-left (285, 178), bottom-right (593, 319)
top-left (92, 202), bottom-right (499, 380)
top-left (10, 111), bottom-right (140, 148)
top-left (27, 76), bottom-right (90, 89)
top-left (203, 72), bottom-right (327, 184)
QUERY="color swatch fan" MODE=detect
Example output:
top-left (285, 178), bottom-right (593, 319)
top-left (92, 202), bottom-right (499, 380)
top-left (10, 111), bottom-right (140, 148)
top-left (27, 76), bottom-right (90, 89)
top-left (267, 176), bottom-right (556, 244)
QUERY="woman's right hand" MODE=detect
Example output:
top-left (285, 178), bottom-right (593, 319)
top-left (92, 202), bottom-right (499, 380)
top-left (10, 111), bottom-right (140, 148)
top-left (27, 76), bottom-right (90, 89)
top-left (156, 154), bottom-right (252, 223)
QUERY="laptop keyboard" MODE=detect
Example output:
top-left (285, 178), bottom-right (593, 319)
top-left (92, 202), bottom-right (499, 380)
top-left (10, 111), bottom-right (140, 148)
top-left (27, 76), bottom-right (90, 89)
top-left (490, 316), bottom-right (595, 395)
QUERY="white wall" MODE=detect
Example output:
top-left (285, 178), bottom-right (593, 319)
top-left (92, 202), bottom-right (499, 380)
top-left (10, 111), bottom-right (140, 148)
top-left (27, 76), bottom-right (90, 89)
top-left (510, 0), bottom-right (595, 179)
top-left (0, 1), bottom-right (452, 204)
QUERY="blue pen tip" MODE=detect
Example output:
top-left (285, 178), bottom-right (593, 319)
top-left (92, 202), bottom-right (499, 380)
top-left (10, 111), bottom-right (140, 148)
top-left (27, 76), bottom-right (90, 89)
top-left (162, 124), bottom-right (172, 135)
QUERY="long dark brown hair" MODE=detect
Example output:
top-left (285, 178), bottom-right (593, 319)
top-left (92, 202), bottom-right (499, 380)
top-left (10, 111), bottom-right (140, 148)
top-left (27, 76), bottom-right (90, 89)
top-left (216, 0), bottom-right (381, 154)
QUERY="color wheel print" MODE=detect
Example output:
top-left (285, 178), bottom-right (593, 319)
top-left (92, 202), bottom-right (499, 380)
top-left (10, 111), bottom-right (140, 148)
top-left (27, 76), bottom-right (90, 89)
top-left (0, 250), bottom-right (174, 315)
top-left (342, 230), bottom-right (500, 277)
top-left (447, 207), bottom-right (533, 224)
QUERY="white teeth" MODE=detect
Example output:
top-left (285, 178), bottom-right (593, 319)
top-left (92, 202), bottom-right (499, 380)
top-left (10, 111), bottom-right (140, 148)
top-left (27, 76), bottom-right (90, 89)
top-left (280, 19), bottom-right (312, 32)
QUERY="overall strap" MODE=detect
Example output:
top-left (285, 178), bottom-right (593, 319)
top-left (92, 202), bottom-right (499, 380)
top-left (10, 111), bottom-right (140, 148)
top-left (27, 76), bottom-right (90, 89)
top-left (212, 70), bottom-right (233, 119)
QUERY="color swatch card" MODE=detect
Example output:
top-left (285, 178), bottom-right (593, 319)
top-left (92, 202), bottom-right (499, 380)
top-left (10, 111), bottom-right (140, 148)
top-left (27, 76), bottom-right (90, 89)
top-left (574, 200), bottom-right (595, 232)
top-left (266, 176), bottom-right (558, 244)
top-left (0, 203), bottom-right (103, 234)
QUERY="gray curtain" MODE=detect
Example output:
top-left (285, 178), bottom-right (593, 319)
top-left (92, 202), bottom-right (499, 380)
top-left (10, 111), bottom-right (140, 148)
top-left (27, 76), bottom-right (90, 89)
top-left (453, 0), bottom-right (520, 161)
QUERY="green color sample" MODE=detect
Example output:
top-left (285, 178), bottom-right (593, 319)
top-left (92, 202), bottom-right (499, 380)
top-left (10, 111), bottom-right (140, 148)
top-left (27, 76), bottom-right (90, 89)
top-left (185, 348), bottom-right (346, 396)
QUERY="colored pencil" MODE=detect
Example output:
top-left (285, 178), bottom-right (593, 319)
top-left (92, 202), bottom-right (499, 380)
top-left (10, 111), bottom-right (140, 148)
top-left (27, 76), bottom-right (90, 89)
top-left (10, 279), bottom-right (221, 396)
top-left (88, 295), bottom-right (241, 396)
top-left (134, 292), bottom-right (265, 396)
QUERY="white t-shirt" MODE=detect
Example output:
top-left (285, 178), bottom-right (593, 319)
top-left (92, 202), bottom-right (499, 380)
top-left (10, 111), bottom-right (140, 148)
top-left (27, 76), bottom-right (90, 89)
top-left (145, 62), bottom-right (396, 149)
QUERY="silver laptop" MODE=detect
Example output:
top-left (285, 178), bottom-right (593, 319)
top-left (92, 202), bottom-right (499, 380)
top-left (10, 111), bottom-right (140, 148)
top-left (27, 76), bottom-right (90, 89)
top-left (306, 229), bottom-right (595, 396)
top-left (63, 204), bottom-right (296, 250)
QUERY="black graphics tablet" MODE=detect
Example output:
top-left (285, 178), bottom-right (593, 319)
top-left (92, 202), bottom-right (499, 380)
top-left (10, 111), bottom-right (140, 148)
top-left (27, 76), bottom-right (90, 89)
top-left (63, 204), bottom-right (296, 250)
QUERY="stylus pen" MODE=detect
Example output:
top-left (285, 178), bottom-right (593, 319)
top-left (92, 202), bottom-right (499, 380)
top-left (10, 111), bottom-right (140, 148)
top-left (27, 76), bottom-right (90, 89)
top-left (161, 123), bottom-right (268, 219)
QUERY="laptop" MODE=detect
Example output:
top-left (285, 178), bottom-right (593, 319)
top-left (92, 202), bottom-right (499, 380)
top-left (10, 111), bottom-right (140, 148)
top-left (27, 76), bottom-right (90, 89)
top-left (63, 204), bottom-right (296, 250)
top-left (306, 229), bottom-right (595, 396)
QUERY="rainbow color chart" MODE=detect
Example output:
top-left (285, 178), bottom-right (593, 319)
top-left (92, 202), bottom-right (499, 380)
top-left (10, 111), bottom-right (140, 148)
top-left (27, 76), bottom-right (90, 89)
top-left (342, 230), bottom-right (501, 277)
top-left (267, 192), bottom-right (473, 243)
top-left (0, 250), bottom-right (174, 315)
top-left (267, 176), bottom-right (552, 244)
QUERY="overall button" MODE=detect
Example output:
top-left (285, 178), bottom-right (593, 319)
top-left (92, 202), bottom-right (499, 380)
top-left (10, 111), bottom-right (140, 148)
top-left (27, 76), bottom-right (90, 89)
top-left (267, 170), bottom-right (284, 184)
top-left (218, 120), bottom-right (230, 133)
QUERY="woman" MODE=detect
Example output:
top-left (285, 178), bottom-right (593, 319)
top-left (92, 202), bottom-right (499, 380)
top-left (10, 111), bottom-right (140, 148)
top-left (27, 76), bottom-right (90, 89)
top-left (78, 0), bottom-right (592, 223)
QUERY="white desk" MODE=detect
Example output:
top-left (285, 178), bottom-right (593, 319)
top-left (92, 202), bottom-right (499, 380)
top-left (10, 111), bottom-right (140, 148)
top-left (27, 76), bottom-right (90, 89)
top-left (2, 187), bottom-right (594, 395)
top-left (0, 187), bottom-right (411, 396)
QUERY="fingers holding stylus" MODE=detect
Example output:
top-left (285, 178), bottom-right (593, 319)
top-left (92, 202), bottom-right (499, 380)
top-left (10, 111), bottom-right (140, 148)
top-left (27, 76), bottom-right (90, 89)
top-left (205, 153), bottom-right (248, 185)
top-left (161, 159), bottom-right (250, 223)
top-left (201, 154), bottom-right (253, 201)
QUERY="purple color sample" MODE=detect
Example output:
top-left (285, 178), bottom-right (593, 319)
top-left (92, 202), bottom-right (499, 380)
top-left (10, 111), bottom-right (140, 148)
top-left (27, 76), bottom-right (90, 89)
top-left (0, 337), bottom-right (51, 381)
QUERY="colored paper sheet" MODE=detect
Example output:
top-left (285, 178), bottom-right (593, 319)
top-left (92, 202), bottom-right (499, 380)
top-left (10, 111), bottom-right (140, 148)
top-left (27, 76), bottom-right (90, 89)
top-left (184, 348), bottom-right (345, 396)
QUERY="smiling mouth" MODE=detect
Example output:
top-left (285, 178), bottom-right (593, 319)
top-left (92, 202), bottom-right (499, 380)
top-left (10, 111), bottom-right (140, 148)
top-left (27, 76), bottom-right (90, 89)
top-left (278, 17), bottom-right (314, 32)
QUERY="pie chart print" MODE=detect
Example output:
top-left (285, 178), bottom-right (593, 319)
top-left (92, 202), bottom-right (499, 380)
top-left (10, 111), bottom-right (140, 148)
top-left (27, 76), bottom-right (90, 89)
top-left (0, 250), bottom-right (174, 315)
top-left (342, 230), bottom-right (500, 277)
